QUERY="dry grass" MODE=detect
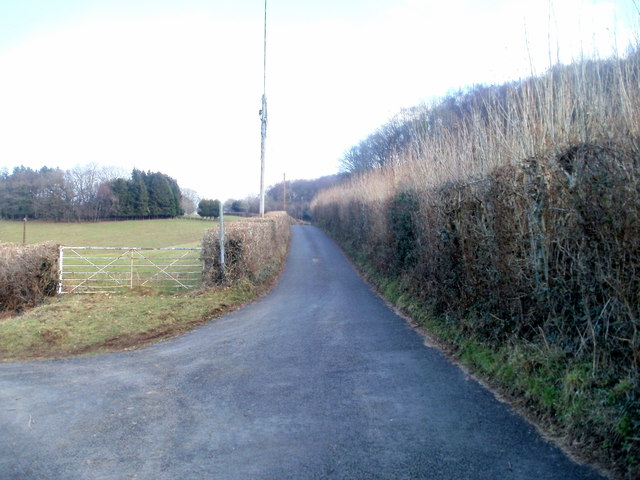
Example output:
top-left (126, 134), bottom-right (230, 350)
top-left (312, 49), bottom-right (640, 478)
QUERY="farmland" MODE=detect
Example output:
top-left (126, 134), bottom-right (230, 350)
top-left (0, 217), bottom-right (239, 247)
top-left (0, 215), bottom-right (286, 362)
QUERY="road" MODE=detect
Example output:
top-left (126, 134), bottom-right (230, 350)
top-left (0, 225), bottom-right (604, 480)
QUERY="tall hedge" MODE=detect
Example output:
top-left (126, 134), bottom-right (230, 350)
top-left (313, 140), bottom-right (640, 478)
top-left (312, 49), bottom-right (640, 478)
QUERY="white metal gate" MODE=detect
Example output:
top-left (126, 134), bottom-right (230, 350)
top-left (58, 246), bottom-right (203, 294)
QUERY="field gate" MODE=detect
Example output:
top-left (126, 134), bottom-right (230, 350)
top-left (58, 246), bottom-right (203, 294)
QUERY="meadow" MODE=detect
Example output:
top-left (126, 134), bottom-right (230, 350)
top-left (0, 217), bottom-right (239, 248)
top-left (0, 214), bottom-right (289, 362)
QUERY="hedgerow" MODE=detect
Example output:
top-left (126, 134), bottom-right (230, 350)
top-left (0, 242), bottom-right (59, 315)
top-left (202, 212), bottom-right (293, 286)
top-left (312, 49), bottom-right (640, 478)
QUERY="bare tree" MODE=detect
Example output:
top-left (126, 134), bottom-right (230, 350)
top-left (181, 188), bottom-right (199, 215)
top-left (65, 164), bottom-right (128, 220)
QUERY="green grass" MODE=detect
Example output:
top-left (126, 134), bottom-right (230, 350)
top-left (338, 244), bottom-right (636, 479)
top-left (0, 217), bottom-right (240, 293)
top-left (0, 217), bottom-right (241, 247)
top-left (0, 283), bottom-right (258, 361)
top-left (0, 215), bottom-right (276, 362)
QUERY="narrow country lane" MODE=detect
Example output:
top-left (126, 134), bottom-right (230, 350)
top-left (0, 225), bottom-right (605, 480)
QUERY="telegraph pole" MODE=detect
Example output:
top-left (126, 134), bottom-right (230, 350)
top-left (259, 0), bottom-right (268, 217)
top-left (282, 173), bottom-right (286, 212)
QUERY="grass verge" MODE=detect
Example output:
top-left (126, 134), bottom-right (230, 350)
top-left (344, 249), bottom-right (635, 480)
top-left (0, 281), bottom-right (261, 362)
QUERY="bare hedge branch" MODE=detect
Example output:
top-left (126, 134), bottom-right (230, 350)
top-left (312, 49), bottom-right (640, 478)
top-left (0, 242), bottom-right (59, 315)
top-left (201, 212), bottom-right (293, 286)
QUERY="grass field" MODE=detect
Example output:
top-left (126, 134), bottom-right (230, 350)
top-left (0, 215), bottom-right (280, 362)
top-left (0, 217), bottom-right (241, 247)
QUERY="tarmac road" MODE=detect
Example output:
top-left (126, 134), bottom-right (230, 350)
top-left (0, 225), bottom-right (605, 480)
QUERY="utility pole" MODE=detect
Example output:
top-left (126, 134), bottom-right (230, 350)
top-left (259, 0), bottom-right (268, 217)
top-left (282, 173), bottom-right (286, 212)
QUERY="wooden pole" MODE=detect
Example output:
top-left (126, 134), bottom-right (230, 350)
top-left (219, 201), bottom-right (225, 275)
top-left (259, 0), bottom-right (268, 217)
top-left (57, 247), bottom-right (64, 294)
top-left (283, 173), bottom-right (286, 212)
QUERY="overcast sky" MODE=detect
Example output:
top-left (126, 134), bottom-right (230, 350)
top-left (0, 0), bottom-right (637, 201)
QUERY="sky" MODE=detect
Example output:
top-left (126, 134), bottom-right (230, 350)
top-left (0, 0), bottom-right (638, 201)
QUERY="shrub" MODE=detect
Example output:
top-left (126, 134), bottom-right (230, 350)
top-left (0, 242), bottom-right (59, 315)
top-left (311, 48), bottom-right (640, 478)
top-left (201, 212), bottom-right (293, 286)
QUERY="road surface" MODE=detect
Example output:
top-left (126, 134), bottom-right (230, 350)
top-left (0, 225), bottom-right (604, 479)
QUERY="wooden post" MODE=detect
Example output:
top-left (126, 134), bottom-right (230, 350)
top-left (130, 249), bottom-right (134, 289)
top-left (283, 173), bottom-right (286, 212)
top-left (57, 246), bottom-right (64, 294)
top-left (22, 217), bottom-right (27, 244)
top-left (219, 201), bottom-right (225, 276)
top-left (259, 0), bottom-right (268, 217)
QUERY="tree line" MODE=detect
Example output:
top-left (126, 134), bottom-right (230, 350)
top-left (265, 174), bottom-right (345, 220)
top-left (0, 164), bottom-right (185, 221)
top-left (214, 174), bottom-right (345, 220)
top-left (338, 52), bottom-right (640, 176)
top-left (0, 163), bottom-right (344, 222)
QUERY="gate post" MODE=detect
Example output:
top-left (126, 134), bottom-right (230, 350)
top-left (57, 246), bottom-right (64, 294)
top-left (219, 202), bottom-right (225, 278)
top-left (130, 249), bottom-right (134, 289)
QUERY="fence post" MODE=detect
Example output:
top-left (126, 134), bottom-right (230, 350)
top-left (219, 202), bottom-right (225, 277)
top-left (57, 246), bottom-right (64, 294)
